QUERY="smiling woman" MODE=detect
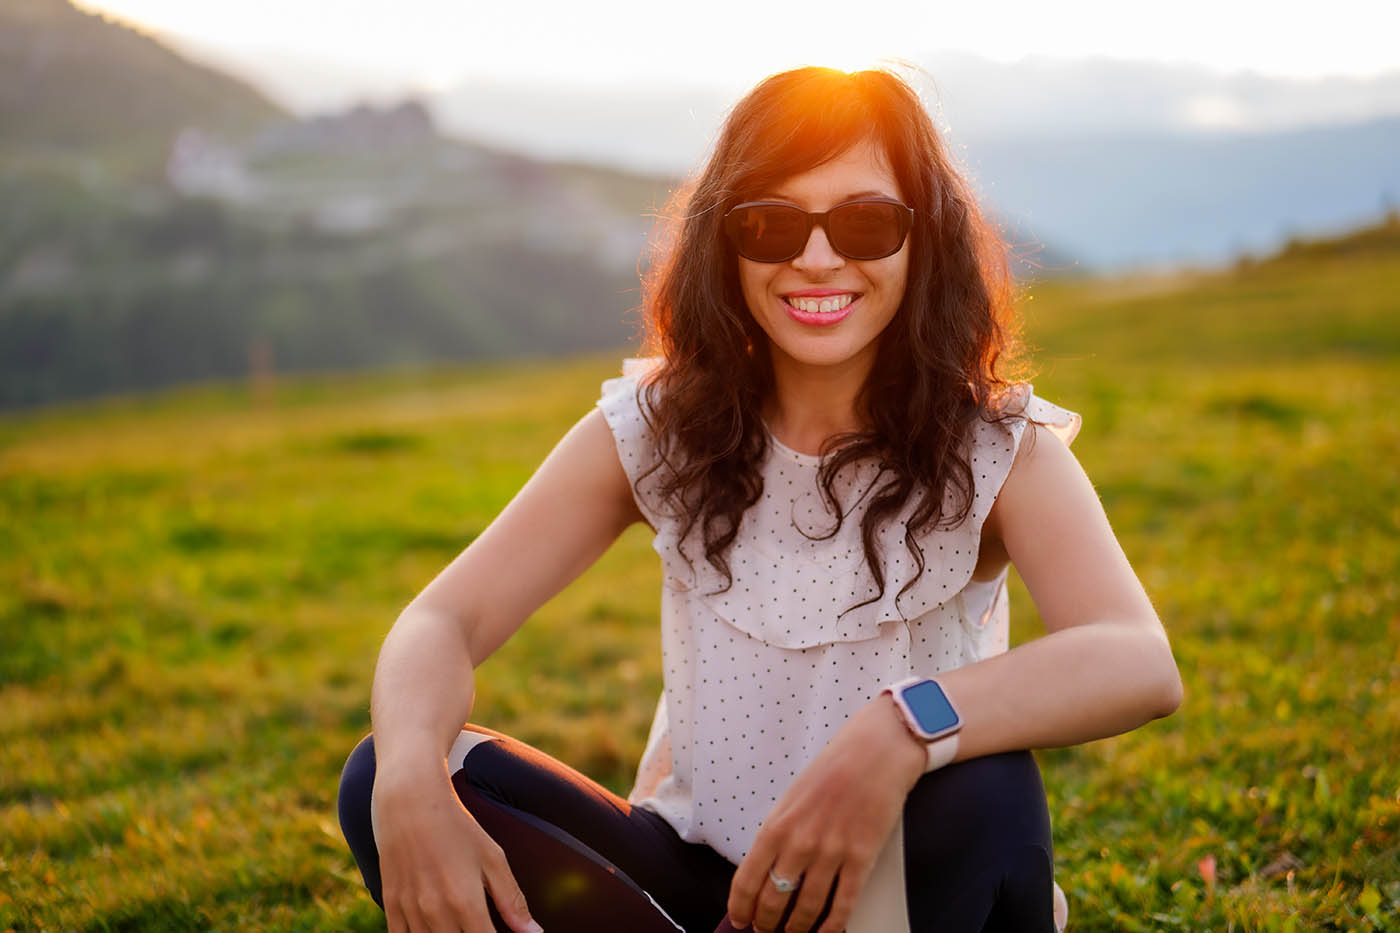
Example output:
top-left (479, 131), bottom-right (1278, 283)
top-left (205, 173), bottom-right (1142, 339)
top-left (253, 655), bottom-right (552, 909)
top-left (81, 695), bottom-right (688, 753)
top-left (337, 65), bottom-right (1180, 933)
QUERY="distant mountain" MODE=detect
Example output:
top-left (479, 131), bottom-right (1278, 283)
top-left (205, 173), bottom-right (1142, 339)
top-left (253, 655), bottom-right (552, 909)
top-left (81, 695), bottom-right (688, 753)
top-left (75, 13), bottom-right (1399, 271)
top-left (0, 0), bottom-right (283, 169)
top-left (0, 1), bottom-right (672, 409)
top-left (427, 63), bottom-right (1400, 271)
top-left (963, 118), bottom-right (1400, 269)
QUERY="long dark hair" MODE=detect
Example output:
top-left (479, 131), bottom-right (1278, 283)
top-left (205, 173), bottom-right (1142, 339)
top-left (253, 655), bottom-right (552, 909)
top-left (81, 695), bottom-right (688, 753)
top-left (638, 66), bottom-right (1024, 613)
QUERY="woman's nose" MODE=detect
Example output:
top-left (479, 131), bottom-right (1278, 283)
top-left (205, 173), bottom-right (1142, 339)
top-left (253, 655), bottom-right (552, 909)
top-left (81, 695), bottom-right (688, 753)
top-left (791, 223), bottom-right (844, 273)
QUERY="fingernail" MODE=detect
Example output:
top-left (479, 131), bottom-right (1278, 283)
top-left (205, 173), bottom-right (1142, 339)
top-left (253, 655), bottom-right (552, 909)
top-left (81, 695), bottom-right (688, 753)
top-left (525, 923), bottom-right (543, 933)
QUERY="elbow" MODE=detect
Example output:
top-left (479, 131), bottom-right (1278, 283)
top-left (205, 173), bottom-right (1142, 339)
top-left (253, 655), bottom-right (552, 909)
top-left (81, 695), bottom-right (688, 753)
top-left (1149, 639), bottom-right (1184, 719)
top-left (1122, 622), bottom-right (1183, 721)
top-left (1156, 668), bottom-right (1184, 719)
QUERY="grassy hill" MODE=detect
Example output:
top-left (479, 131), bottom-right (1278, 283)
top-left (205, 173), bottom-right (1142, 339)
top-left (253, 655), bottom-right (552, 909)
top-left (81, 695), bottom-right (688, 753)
top-left (1, 224), bottom-right (1397, 929)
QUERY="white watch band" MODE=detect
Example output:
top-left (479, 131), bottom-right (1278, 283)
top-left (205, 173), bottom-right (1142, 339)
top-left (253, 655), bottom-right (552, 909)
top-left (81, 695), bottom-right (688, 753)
top-left (923, 731), bottom-right (959, 773)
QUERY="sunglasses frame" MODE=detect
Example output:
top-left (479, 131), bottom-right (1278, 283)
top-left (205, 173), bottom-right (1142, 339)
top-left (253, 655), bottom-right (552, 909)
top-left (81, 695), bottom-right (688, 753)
top-left (723, 196), bottom-right (915, 263)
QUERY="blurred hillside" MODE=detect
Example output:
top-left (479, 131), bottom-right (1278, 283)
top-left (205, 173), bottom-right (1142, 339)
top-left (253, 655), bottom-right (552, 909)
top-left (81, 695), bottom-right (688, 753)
top-left (0, 0), bottom-right (280, 171)
top-left (0, 0), bottom-right (671, 410)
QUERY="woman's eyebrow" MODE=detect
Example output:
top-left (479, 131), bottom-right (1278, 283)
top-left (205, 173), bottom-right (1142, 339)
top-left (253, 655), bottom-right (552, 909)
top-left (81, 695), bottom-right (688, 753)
top-left (760, 188), bottom-right (894, 204)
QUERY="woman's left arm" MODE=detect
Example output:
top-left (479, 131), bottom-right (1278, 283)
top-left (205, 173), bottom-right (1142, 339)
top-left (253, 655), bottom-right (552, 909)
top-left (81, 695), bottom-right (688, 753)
top-left (938, 420), bottom-right (1183, 758)
top-left (728, 423), bottom-right (1183, 933)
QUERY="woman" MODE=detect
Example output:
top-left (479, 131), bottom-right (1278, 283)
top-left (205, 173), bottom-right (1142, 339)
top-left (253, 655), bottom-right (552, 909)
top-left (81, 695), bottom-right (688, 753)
top-left (339, 66), bottom-right (1183, 933)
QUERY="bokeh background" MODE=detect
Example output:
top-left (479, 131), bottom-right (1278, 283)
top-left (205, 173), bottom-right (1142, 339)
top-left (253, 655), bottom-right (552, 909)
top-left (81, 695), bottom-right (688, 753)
top-left (1, 1), bottom-right (1397, 929)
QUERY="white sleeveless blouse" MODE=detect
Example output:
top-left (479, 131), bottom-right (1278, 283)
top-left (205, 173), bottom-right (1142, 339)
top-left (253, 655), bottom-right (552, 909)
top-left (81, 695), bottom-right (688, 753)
top-left (597, 358), bottom-right (1081, 866)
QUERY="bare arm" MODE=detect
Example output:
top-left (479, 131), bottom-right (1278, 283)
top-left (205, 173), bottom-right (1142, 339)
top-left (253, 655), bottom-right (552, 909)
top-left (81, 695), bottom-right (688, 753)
top-left (369, 406), bottom-right (644, 933)
top-left (937, 421), bottom-right (1183, 760)
top-left (371, 406), bottom-right (643, 775)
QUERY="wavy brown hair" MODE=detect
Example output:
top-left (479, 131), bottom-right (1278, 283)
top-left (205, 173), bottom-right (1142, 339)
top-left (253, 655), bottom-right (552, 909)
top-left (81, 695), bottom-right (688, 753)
top-left (638, 66), bottom-right (1025, 614)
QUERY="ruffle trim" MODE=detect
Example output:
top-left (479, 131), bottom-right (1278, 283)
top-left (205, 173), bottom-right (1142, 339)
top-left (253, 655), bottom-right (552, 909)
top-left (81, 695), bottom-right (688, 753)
top-left (597, 358), bottom-right (667, 529)
top-left (597, 361), bottom-right (1081, 649)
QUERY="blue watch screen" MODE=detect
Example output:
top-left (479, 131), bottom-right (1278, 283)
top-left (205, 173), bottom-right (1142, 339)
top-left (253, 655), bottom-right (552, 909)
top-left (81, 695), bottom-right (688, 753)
top-left (905, 680), bottom-right (959, 735)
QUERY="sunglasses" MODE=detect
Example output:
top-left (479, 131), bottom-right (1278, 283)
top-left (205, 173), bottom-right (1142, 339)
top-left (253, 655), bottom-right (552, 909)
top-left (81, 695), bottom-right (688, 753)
top-left (723, 197), bottom-right (914, 263)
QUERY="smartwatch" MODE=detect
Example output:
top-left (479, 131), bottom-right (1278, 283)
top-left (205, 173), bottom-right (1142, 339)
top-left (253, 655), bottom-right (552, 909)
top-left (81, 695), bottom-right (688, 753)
top-left (883, 676), bottom-right (962, 773)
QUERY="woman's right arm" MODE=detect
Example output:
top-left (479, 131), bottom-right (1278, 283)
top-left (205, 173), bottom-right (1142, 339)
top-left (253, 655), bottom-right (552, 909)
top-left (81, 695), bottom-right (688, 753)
top-left (368, 406), bottom-right (645, 933)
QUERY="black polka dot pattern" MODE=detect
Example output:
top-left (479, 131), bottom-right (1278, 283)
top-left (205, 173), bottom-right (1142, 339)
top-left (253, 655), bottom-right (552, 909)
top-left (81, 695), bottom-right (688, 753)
top-left (597, 360), bottom-right (1082, 864)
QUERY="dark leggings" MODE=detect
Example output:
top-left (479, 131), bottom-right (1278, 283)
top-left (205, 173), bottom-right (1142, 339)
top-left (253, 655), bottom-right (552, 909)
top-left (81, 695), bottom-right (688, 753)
top-left (338, 727), bottom-right (1056, 932)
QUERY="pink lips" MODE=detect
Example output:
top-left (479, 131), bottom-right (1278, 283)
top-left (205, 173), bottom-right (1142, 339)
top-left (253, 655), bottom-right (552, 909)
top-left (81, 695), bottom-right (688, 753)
top-left (781, 292), bottom-right (859, 327)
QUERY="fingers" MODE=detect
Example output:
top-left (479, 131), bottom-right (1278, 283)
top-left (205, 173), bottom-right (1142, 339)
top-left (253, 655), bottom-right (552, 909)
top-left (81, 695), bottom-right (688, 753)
top-left (814, 855), bottom-right (876, 933)
top-left (480, 839), bottom-right (543, 933)
top-left (731, 838), bottom-right (877, 933)
top-left (391, 887), bottom-right (489, 933)
top-left (386, 902), bottom-right (411, 933)
top-left (730, 828), bottom-right (830, 933)
top-left (780, 853), bottom-right (841, 933)
top-left (748, 858), bottom-right (804, 933)
top-left (382, 854), bottom-right (507, 933)
top-left (727, 834), bottom-right (781, 929)
top-left (377, 793), bottom-right (541, 933)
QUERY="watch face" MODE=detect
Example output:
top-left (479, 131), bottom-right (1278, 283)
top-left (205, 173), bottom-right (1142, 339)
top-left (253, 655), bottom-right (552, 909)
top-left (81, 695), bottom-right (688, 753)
top-left (904, 680), bottom-right (960, 736)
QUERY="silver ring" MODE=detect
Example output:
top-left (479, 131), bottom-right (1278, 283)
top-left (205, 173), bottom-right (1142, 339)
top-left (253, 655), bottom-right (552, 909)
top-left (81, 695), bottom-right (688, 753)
top-left (768, 869), bottom-right (800, 894)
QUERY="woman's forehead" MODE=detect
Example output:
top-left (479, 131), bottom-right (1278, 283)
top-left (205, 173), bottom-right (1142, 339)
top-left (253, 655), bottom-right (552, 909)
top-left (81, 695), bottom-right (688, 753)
top-left (758, 139), bottom-right (902, 205)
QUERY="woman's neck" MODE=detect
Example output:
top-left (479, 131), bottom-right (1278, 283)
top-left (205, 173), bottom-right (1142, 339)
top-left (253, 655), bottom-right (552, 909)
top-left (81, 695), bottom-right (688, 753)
top-left (763, 353), bottom-right (872, 456)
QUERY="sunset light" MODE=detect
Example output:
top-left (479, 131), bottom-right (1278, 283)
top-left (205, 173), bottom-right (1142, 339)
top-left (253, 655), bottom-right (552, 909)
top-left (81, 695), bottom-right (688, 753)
top-left (7, 1), bottom-right (1400, 929)
top-left (71, 0), bottom-right (1400, 98)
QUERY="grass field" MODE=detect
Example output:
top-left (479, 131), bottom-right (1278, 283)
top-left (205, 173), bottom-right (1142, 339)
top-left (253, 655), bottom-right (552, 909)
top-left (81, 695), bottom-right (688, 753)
top-left (2, 224), bottom-right (1398, 930)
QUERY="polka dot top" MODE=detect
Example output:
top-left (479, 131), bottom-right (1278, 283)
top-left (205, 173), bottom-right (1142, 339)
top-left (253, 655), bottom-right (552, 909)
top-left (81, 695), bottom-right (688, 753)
top-left (597, 358), bottom-right (1081, 866)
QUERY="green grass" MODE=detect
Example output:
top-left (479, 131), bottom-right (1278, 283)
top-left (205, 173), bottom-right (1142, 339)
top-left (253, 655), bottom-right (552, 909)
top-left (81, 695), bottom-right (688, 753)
top-left (1, 227), bottom-right (1398, 930)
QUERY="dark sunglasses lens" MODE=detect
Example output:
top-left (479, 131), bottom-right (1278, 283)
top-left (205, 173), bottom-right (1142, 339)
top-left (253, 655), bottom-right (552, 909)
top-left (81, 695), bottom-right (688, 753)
top-left (829, 201), bottom-right (906, 259)
top-left (732, 204), bottom-right (807, 261)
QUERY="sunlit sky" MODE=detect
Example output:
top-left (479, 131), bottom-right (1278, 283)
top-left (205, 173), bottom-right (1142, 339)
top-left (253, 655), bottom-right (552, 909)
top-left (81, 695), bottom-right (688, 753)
top-left (74, 0), bottom-right (1400, 99)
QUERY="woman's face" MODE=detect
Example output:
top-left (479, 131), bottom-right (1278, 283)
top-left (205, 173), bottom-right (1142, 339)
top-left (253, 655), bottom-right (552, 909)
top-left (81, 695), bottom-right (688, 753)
top-left (736, 139), bottom-right (910, 382)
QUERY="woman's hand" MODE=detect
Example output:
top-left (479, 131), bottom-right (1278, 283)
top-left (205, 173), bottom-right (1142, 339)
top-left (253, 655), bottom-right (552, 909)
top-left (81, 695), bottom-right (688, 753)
top-left (373, 765), bottom-right (543, 933)
top-left (726, 696), bottom-right (926, 933)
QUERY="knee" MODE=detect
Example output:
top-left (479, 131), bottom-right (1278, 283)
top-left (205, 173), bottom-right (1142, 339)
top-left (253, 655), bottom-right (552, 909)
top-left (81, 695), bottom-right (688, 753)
top-left (337, 735), bottom-right (378, 856)
top-left (905, 750), bottom-right (1052, 860)
top-left (447, 725), bottom-right (503, 776)
top-left (337, 735), bottom-right (384, 906)
top-left (938, 748), bottom-right (1042, 791)
top-left (929, 750), bottom-right (1046, 817)
top-left (982, 842), bottom-right (1057, 931)
top-left (999, 840), bottom-right (1054, 897)
top-left (338, 735), bottom-right (377, 827)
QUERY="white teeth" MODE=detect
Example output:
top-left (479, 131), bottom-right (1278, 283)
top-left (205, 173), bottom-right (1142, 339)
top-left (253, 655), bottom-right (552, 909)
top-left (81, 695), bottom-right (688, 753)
top-left (786, 294), bottom-right (855, 313)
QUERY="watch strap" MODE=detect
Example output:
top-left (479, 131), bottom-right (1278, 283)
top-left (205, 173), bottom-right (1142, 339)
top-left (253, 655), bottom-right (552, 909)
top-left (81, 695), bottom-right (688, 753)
top-left (923, 731), bottom-right (959, 772)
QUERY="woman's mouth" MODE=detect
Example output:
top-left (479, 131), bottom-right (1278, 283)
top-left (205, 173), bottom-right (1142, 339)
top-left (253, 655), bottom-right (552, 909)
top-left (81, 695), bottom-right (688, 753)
top-left (781, 292), bottom-right (859, 326)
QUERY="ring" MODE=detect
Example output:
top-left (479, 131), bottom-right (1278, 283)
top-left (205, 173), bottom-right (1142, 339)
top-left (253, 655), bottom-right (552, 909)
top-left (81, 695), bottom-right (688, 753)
top-left (768, 869), bottom-right (801, 894)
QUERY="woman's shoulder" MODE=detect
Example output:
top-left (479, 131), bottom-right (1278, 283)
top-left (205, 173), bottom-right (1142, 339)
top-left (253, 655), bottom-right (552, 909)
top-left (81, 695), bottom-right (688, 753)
top-left (959, 385), bottom-right (1083, 542)
top-left (978, 385), bottom-right (1088, 547)
top-left (597, 355), bottom-right (664, 446)
top-left (599, 356), bottom-right (664, 399)
top-left (984, 383), bottom-right (1081, 450)
top-left (596, 357), bottom-right (668, 525)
